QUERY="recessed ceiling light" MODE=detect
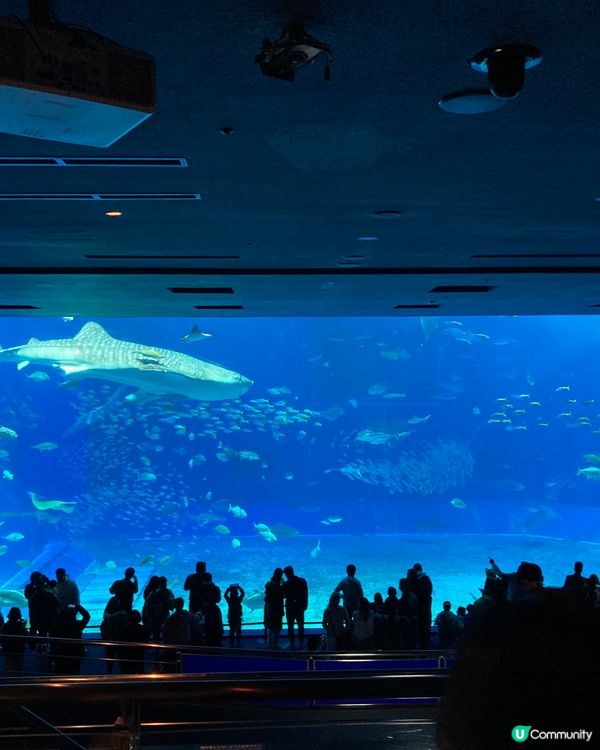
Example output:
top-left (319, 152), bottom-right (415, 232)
top-left (370, 210), bottom-right (402, 219)
top-left (0, 157), bottom-right (188, 168)
top-left (105, 210), bottom-right (123, 217)
top-left (356, 236), bottom-right (379, 241)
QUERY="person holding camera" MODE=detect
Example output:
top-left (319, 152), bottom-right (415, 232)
top-left (224, 583), bottom-right (245, 645)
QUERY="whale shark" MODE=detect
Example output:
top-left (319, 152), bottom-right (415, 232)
top-left (0, 322), bottom-right (253, 401)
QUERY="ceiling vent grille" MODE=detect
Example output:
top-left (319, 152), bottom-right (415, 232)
top-left (429, 285), bottom-right (495, 293)
top-left (0, 157), bottom-right (187, 167)
top-left (394, 303), bottom-right (441, 309)
top-left (371, 210), bottom-right (403, 218)
top-left (169, 287), bottom-right (234, 294)
top-left (0, 193), bottom-right (201, 200)
top-left (0, 304), bottom-right (38, 309)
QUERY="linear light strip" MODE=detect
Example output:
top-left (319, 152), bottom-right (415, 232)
top-left (0, 157), bottom-right (187, 168)
top-left (0, 193), bottom-right (201, 200)
top-left (0, 265), bottom-right (598, 275)
top-left (194, 305), bottom-right (244, 310)
top-left (85, 255), bottom-right (241, 260)
top-left (472, 253), bottom-right (600, 259)
top-left (168, 287), bottom-right (234, 294)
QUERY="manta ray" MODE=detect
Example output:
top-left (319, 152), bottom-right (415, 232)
top-left (0, 322), bottom-right (253, 401)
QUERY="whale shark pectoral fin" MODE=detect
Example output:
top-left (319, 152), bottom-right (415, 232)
top-left (60, 365), bottom-right (93, 375)
top-left (17, 361), bottom-right (29, 371)
top-left (135, 359), bottom-right (168, 372)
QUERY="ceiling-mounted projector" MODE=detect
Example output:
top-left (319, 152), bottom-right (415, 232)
top-left (0, 1), bottom-right (155, 147)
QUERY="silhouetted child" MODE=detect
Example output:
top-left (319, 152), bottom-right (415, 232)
top-left (224, 583), bottom-right (245, 645)
top-left (1, 607), bottom-right (28, 675)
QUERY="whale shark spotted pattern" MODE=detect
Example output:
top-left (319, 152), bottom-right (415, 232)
top-left (0, 322), bottom-right (253, 401)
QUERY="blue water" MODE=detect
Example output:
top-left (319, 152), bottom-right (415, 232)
top-left (0, 315), bottom-right (599, 625)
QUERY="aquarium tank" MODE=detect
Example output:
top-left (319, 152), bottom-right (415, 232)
top-left (0, 315), bottom-right (598, 628)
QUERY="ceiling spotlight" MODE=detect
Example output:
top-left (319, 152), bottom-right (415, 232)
top-left (105, 210), bottom-right (123, 217)
top-left (255, 25), bottom-right (332, 82)
top-left (469, 43), bottom-right (543, 100)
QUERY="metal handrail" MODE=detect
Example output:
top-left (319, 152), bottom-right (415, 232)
top-left (1, 631), bottom-right (456, 657)
top-left (0, 670), bottom-right (448, 703)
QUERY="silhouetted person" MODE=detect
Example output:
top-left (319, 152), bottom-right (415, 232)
top-left (203, 601), bottom-right (223, 647)
top-left (481, 566), bottom-right (508, 603)
top-left (351, 596), bottom-right (374, 650)
top-left (411, 563), bottom-right (433, 648)
top-left (583, 573), bottom-right (599, 609)
top-left (283, 565), bottom-right (308, 649)
top-left (119, 610), bottom-right (148, 674)
top-left (322, 593), bottom-right (350, 651)
top-left (398, 577), bottom-right (418, 649)
top-left (109, 567), bottom-right (138, 611)
top-left (333, 564), bottom-right (364, 618)
top-left (455, 606), bottom-right (467, 643)
top-left (1, 607), bottom-right (28, 675)
top-left (161, 597), bottom-right (197, 671)
top-left (372, 592), bottom-right (387, 649)
top-left (24, 571), bottom-right (43, 604)
top-left (197, 572), bottom-right (221, 613)
top-left (145, 576), bottom-right (175, 641)
top-left (101, 598), bottom-right (128, 674)
top-left (183, 561), bottom-right (207, 613)
top-left (488, 558), bottom-right (543, 604)
top-left (264, 568), bottom-right (284, 649)
top-left (384, 585), bottom-right (402, 649)
top-left (563, 560), bottom-right (586, 591)
top-left (224, 583), bottom-right (245, 645)
top-left (435, 601), bottom-right (458, 649)
top-left (27, 574), bottom-right (59, 643)
top-left (50, 603), bottom-right (90, 674)
top-left (162, 597), bottom-right (196, 645)
top-left (54, 568), bottom-right (80, 611)
top-left (143, 575), bottom-right (160, 600)
top-left (436, 592), bottom-right (600, 749)
top-left (142, 575), bottom-right (160, 627)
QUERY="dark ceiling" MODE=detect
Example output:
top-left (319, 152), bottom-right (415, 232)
top-left (1, 0), bottom-right (600, 317)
